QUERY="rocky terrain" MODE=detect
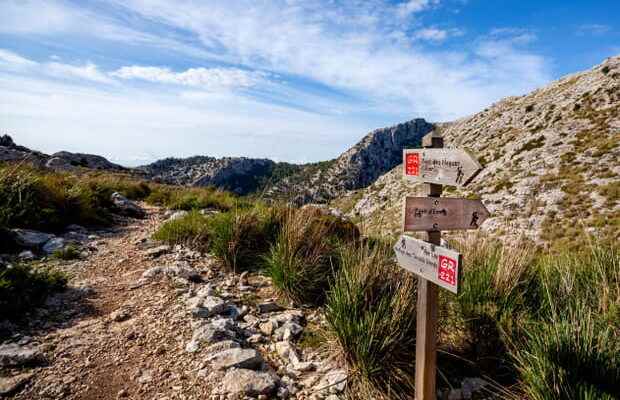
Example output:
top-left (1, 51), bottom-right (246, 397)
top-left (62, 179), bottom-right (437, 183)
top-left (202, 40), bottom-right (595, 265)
top-left (0, 135), bottom-right (125, 172)
top-left (0, 203), bottom-right (352, 400)
top-left (138, 156), bottom-right (295, 195)
top-left (335, 55), bottom-right (620, 247)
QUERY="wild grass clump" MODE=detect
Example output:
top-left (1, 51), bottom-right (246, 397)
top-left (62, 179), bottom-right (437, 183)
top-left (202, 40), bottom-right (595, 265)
top-left (325, 242), bottom-right (417, 399)
top-left (264, 208), bottom-right (341, 305)
top-left (207, 205), bottom-right (284, 272)
top-left (145, 186), bottom-right (241, 212)
top-left (512, 304), bottom-right (620, 400)
top-left (0, 263), bottom-right (67, 320)
top-left (0, 163), bottom-right (154, 231)
top-left (152, 210), bottom-right (211, 250)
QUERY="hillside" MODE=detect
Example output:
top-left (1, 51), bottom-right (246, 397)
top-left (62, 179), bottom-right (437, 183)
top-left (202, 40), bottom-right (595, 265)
top-left (265, 118), bottom-right (434, 203)
top-left (335, 55), bottom-right (620, 248)
top-left (0, 135), bottom-right (126, 172)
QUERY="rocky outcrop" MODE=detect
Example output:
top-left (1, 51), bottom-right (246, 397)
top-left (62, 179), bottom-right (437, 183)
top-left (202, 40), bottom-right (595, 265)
top-left (266, 118), bottom-right (434, 203)
top-left (139, 156), bottom-right (281, 195)
top-left (0, 134), bottom-right (126, 172)
top-left (111, 192), bottom-right (146, 219)
top-left (51, 151), bottom-right (125, 171)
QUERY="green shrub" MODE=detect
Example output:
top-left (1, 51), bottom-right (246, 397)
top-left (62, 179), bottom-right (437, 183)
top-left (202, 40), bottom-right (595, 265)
top-left (325, 242), bottom-right (417, 398)
top-left (52, 245), bottom-right (82, 260)
top-left (145, 186), bottom-right (241, 212)
top-left (512, 304), bottom-right (620, 399)
top-left (264, 208), bottom-right (340, 305)
top-left (207, 206), bottom-right (282, 272)
top-left (0, 263), bottom-right (67, 320)
top-left (152, 211), bottom-right (211, 250)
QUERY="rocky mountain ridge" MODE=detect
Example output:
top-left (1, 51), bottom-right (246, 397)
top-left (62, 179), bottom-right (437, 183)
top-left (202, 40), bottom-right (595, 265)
top-left (0, 134), bottom-right (126, 172)
top-left (335, 55), bottom-right (620, 248)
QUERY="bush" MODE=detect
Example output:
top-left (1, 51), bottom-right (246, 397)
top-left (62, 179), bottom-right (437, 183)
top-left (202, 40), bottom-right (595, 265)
top-left (145, 186), bottom-right (241, 212)
top-left (52, 245), bottom-right (82, 260)
top-left (0, 164), bottom-right (154, 231)
top-left (325, 242), bottom-right (417, 398)
top-left (152, 211), bottom-right (211, 250)
top-left (264, 208), bottom-right (340, 305)
top-left (207, 206), bottom-right (283, 272)
top-left (512, 304), bottom-right (620, 399)
top-left (0, 263), bottom-right (67, 320)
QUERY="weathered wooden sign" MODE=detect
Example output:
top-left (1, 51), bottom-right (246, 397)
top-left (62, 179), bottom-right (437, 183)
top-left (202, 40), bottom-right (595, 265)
top-left (403, 197), bottom-right (490, 232)
top-left (403, 148), bottom-right (482, 187)
top-left (394, 235), bottom-right (462, 294)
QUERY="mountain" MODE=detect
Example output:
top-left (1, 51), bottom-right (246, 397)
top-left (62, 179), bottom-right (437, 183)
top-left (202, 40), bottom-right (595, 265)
top-left (0, 134), bottom-right (126, 172)
top-left (334, 55), bottom-right (620, 248)
top-left (139, 118), bottom-right (433, 198)
top-left (139, 156), bottom-right (302, 195)
top-left (264, 118), bottom-right (434, 203)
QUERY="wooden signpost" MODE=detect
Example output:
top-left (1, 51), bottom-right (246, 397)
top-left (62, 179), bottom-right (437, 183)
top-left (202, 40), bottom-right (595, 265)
top-left (403, 197), bottom-right (490, 232)
top-left (403, 148), bottom-right (482, 187)
top-left (395, 133), bottom-right (487, 400)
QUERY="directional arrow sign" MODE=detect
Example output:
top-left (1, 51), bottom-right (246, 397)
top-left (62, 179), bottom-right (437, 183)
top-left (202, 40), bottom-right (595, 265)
top-left (403, 197), bottom-right (490, 232)
top-left (403, 148), bottom-right (482, 187)
top-left (394, 235), bottom-right (462, 294)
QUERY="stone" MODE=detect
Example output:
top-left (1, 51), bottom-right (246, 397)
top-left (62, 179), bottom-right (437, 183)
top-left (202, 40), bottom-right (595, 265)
top-left (275, 341), bottom-right (294, 360)
top-left (258, 320), bottom-right (276, 336)
top-left (185, 319), bottom-right (236, 352)
top-left (141, 266), bottom-right (165, 279)
top-left (315, 369), bottom-right (347, 394)
top-left (238, 271), bottom-right (249, 286)
top-left (0, 343), bottom-right (45, 367)
top-left (247, 334), bottom-right (263, 344)
top-left (110, 192), bottom-right (145, 219)
top-left (18, 250), bottom-right (35, 260)
top-left (165, 264), bottom-right (202, 282)
top-left (11, 229), bottom-right (54, 249)
top-left (66, 224), bottom-right (87, 233)
top-left (110, 308), bottom-right (131, 322)
top-left (257, 301), bottom-right (283, 314)
top-left (213, 368), bottom-right (278, 396)
top-left (190, 296), bottom-right (228, 318)
top-left (0, 372), bottom-right (34, 396)
top-left (203, 340), bottom-right (241, 355)
top-left (144, 245), bottom-right (170, 258)
top-left (207, 348), bottom-right (264, 370)
top-left (42, 237), bottom-right (67, 254)
top-left (274, 322), bottom-right (303, 341)
top-left (168, 210), bottom-right (189, 221)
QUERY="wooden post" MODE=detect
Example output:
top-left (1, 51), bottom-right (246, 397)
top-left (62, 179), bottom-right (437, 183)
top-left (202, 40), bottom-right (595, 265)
top-left (415, 134), bottom-right (443, 400)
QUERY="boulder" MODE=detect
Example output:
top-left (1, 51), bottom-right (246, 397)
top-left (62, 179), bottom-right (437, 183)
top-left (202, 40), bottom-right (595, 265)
top-left (144, 245), bottom-right (170, 258)
top-left (110, 192), bottom-right (145, 219)
top-left (168, 210), bottom-right (189, 221)
top-left (0, 343), bottom-right (45, 367)
top-left (11, 229), bottom-right (54, 249)
top-left (185, 319), bottom-right (237, 353)
top-left (45, 156), bottom-right (74, 171)
top-left (257, 301), bottom-right (283, 314)
top-left (315, 369), bottom-right (348, 394)
top-left (18, 250), bottom-right (35, 261)
top-left (42, 237), bottom-right (67, 255)
top-left (213, 368), bottom-right (278, 396)
top-left (189, 296), bottom-right (229, 318)
top-left (207, 348), bottom-right (264, 370)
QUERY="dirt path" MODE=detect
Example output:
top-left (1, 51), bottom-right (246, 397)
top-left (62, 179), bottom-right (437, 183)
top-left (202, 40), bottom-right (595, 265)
top-left (14, 206), bottom-right (214, 400)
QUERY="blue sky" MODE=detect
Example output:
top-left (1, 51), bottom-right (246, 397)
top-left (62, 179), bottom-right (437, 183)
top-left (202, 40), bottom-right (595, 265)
top-left (1, 0), bottom-right (618, 166)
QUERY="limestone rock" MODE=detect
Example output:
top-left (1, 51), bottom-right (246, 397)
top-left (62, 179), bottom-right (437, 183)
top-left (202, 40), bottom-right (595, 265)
top-left (213, 368), bottom-right (278, 396)
top-left (111, 192), bottom-right (145, 219)
top-left (42, 237), bottom-right (68, 255)
top-left (0, 343), bottom-right (45, 367)
top-left (206, 348), bottom-right (264, 370)
top-left (11, 229), bottom-right (54, 249)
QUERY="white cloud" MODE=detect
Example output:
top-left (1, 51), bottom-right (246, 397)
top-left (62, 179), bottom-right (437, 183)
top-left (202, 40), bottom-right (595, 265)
top-left (111, 66), bottom-right (266, 90)
top-left (0, 49), bottom-right (37, 67)
top-left (397, 0), bottom-right (440, 17)
top-left (412, 28), bottom-right (462, 42)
